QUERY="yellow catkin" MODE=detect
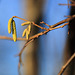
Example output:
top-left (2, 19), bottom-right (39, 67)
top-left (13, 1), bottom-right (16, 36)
top-left (26, 30), bottom-right (29, 40)
top-left (21, 21), bottom-right (31, 26)
top-left (22, 29), bottom-right (27, 37)
top-left (8, 18), bottom-right (13, 34)
top-left (27, 25), bottom-right (31, 35)
top-left (12, 20), bottom-right (17, 42)
top-left (22, 24), bottom-right (31, 40)
top-left (28, 24), bottom-right (31, 33)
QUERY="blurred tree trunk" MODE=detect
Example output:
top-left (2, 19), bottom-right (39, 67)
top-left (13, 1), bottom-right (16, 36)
top-left (64, 3), bottom-right (75, 75)
top-left (21, 0), bottom-right (45, 75)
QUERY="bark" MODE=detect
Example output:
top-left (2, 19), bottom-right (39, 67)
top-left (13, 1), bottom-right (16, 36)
top-left (64, 3), bottom-right (75, 75)
top-left (21, 0), bottom-right (45, 75)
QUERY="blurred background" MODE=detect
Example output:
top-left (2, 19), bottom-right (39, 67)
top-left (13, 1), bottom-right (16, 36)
top-left (0, 0), bottom-right (74, 75)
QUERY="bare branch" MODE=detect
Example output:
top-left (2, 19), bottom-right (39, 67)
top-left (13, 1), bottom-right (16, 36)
top-left (18, 39), bottom-right (34, 56)
top-left (58, 53), bottom-right (75, 75)
top-left (59, 3), bottom-right (75, 6)
top-left (51, 22), bottom-right (69, 30)
top-left (32, 22), bottom-right (48, 30)
top-left (50, 15), bottom-right (75, 28)
top-left (0, 36), bottom-right (27, 41)
top-left (59, 0), bottom-right (75, 6)
top-left (12, 16), bottom-right (29, 22)
top-left (40, 21), bottom-right (51, 27)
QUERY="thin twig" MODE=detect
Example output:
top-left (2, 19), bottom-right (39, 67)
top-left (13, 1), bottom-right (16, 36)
top-left (13, 16), bottom-right (48, 31)
top-left (59, 3), bottom-right (75, 6)
top-left (28, 22), bottom-right (70, 41)
top-left (17, 39), bottom-right (34, 72)
top-left (64, 15), bottom-right (71, 18)
top-left (0, 36), bottom-right (27, 41)
top-left (12, 16), bottom-right (29, 22)
top-left (68, 0), bottom-right (70, 8)
top-left (50, 15), bottom-right (75, 28)
top-left (59, 0), bottom-right (75, 7)
top-left (32, 22), bottom-right (48, 30)
top-left (18, 39), bottom-right (34, 56)
top-left (40, 21), bottom-right (51, 27)
top-left (18, 55), bottom-right (23, 75)
top-left (58, 53), bottom-right (75, 75)
top-left (51, 22), bottom-right (69, 30)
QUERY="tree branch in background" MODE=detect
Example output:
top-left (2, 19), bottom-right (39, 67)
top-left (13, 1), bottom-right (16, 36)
top-left (58, 53), bottom-right (75, 75)
top-left (59, 0), bottom-right (75, 7)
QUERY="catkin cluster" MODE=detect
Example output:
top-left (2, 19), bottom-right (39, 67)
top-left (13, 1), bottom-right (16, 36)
top-left (8, 17), bottom-right (31, 42)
